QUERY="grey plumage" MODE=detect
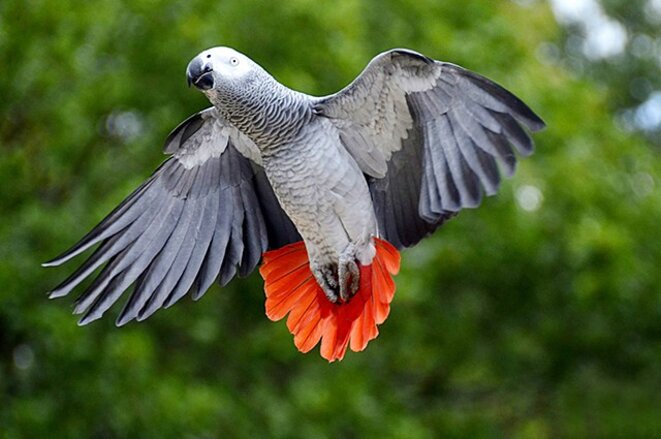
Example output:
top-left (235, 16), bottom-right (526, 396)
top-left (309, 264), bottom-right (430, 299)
top-left (45, 46), bottom-right (544, 323)
top-left (45, 134), bottom-right (299, 325)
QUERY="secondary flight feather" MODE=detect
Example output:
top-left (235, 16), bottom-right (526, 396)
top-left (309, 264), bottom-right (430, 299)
top-left (44, 47), bottom-right (544, 361)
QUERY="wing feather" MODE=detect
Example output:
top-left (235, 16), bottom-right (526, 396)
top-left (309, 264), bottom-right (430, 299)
top-left (163, 187), bottom-right (219, 308)
top-left (315, 49), bottom-right (544, 248)
top-left (45, 108), bottom-right (299, 324)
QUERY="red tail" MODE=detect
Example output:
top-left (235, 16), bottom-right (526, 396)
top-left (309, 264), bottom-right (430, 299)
top-left (259, 238), bottom-right (400, 362)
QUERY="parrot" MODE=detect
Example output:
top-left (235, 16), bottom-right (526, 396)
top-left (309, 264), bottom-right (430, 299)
top-left (44, 47), bottom-right (545, 362)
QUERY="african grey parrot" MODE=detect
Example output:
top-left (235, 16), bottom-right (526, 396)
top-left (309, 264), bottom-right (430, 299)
top-left (44, 47), bottom-right (544, 361)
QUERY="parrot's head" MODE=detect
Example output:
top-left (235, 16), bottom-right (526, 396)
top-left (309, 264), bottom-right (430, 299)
top-left (186, 47), bottom-right (256, 92)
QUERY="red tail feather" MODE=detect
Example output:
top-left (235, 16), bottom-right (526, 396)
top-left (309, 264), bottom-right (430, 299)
top-left (260, 238), bottom-right (400, 362)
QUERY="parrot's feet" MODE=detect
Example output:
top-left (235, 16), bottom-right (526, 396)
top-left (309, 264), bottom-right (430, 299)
top-left (338, 254), bottom-right (360, 302)
top-left (311, 244), bottom-right (361, 304)
top-left (312, 262), bottom-right (340, 303)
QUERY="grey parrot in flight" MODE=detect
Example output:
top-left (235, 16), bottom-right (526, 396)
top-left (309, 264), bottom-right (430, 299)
top-left (44, 47), bottom-right (544, 361)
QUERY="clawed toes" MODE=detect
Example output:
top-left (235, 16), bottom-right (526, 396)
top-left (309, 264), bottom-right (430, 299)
top-left (339, 260), bottom-right (360, 302)
top-left (317, 265), bottom-right (339, 303)
top-left (312, 258), bottom-right (361, 304)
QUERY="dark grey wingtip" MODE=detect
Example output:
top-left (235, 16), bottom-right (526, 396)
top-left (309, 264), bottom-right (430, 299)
top-left (47, 288), bottom-right (69, 299)
top-left (77, 317), bottom-right (93, 326)
top-left (115, 314), bottom-right (133, 327)
top-left (516, 100), bottom-right (546, 132)
top-left (444, 62), bottom-right (547, 134)
top-left (42, 251), bottom-right (75, 267)
top-left (40, 237), bottom-right (101, 268)
top-left (528, 115), bottom-right (547, 132)
top-left (77, 308), bottom-right (102, 326)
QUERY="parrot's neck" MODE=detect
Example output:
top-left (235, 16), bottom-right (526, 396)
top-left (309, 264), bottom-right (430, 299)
top-left (207, 73), bottom-right (312, 148)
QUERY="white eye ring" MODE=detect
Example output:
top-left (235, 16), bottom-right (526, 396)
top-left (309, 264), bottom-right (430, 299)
top-left (229, 57), bottom-right (239, 66)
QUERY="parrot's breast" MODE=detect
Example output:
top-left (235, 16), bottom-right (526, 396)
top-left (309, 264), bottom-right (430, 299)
top-left (261, 119), bottom-right (377, 265)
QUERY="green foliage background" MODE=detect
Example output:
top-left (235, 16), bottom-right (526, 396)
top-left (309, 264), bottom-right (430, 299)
top-left (1, 0), bottom-right (659, 437)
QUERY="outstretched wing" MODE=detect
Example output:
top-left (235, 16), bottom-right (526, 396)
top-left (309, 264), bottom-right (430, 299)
top-left (44, 107), bottom-right (299, 325)
top-left (314, 49), bottom-right (545, 249)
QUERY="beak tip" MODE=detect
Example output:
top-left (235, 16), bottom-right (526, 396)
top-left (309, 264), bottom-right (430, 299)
top-left (186, 57), bottom-right (214, 91)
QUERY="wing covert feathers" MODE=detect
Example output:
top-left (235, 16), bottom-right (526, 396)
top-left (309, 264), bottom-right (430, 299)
top-left (319, 50), bottom-right (545, 249)
top-left (261, 238), bottom-right (400, 362)
top-left (44, 138), bottom-right (298, 324)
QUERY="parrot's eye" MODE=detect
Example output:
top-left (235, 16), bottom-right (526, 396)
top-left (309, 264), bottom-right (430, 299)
top-left (229, 57), bottom-right (239, 66)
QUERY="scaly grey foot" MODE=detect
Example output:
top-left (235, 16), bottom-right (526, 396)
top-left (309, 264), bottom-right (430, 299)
top-left (338, 243), bottom-right (360, 302)
top-left (312, 262), bottom-right (339, 303)
top-left (338, 259), bottom-right (360, 302)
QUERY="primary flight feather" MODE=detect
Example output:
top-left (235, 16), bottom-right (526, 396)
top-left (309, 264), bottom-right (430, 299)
top-left (44, 47), bottom-right (545, 361)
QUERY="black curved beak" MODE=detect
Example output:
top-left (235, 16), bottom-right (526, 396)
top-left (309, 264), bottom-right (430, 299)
top-left (186, 58), bottom-right (214, 90)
